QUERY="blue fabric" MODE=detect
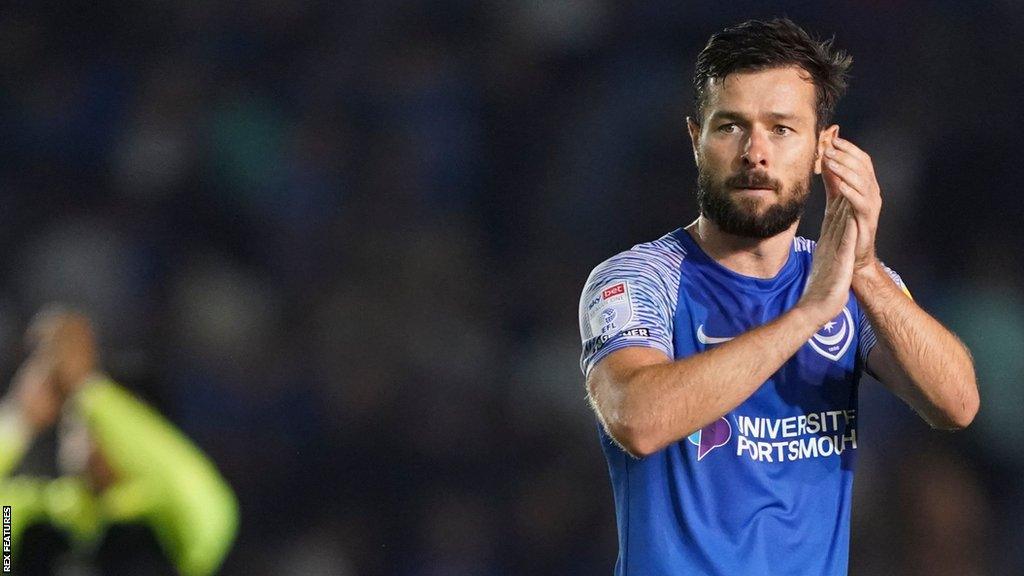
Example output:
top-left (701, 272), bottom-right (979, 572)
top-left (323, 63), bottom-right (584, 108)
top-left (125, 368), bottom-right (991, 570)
top-left (578, 228), bottom-right (889, 575)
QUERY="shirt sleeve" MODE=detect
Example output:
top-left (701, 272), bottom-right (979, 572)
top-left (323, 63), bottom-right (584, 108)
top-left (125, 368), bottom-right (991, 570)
top-left (0, 401), bottom-right (31, 478)
top-left (71, 376), bottom-right (239, 576)
top-left (0, 402), bottom-right (106, 556)
top-left (579, 251), bottom-right (676, 376)
top-left (858, 262), bottom-right (912, 365)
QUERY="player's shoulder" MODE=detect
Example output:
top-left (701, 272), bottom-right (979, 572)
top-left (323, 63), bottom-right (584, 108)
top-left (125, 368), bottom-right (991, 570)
top-left (584, 229), bottom-right (688, 287)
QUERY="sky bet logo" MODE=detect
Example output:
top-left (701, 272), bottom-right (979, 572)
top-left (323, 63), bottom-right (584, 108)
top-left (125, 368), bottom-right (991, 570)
top-left (601, 283), bottom-right (625, 299)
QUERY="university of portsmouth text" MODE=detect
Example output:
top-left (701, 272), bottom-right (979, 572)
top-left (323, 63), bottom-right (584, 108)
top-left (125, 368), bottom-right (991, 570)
top-left (734, 410), bottom-right (857, 462)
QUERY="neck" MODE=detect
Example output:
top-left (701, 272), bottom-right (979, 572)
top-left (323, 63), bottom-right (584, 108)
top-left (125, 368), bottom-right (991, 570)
top-left (685, 215), bottom-right (798, 279)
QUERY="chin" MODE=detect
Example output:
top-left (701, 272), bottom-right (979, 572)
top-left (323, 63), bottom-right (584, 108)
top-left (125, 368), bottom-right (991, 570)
top-left (732, 196), bottom-right (775, 215)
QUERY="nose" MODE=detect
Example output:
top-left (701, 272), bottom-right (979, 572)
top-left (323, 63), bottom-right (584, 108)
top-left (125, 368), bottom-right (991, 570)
top-left (741, 128), bottom-right (770, 168)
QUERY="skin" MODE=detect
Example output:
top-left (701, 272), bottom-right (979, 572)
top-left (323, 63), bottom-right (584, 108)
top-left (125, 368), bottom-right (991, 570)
top-left (587, 67), bottom-right (978, 457)
top-left (824, 133), bottom-right (979, 430)
top-left (2, 306), bottom-right (115, 490)
top-left (26, 307), bottom-right (98, 396)
top-left (8, 307), bottom-right (96, 432)
top-left (9, 355), bottom-right (62, 433)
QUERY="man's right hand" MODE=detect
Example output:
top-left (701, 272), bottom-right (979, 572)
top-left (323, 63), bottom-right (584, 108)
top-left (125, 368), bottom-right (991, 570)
top-left (27, 307), bottom-right (98, 395)
top-left (10, 355), bottom-right (62, 434)
top-left (589, 212), bottom-right (859, 457)
top-left (798, 194), bottom-right (858, 328)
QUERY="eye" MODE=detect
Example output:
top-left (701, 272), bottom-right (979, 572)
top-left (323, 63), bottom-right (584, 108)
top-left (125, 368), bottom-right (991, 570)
top-left (773, 125), bottom-right (793, 136)
top-left (717, 123), bottom-right (738, 134)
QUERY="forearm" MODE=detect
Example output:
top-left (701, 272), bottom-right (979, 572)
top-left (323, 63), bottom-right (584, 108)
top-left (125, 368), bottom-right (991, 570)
top-left (590, 305), bottom-right (826, 457)
top-left (855, 261), bottom-right (978, 428)
top-left (72, 375), bottom-right (238, 575)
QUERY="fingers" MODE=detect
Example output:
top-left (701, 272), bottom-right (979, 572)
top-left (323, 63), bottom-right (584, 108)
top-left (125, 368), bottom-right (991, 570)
top-left (835, 200), bottom-right (854, 239)
top-left (823, 138), bottom-right (881, 221)
top-left (823, 199), bottom-right (856, 260)
top-left (832, 178), bottom-right (875, 215)
top-left (23, 306), bottom-right (97, 395)
top-left (824, 145), bottom-right (867, 174)
top-left (838, 200), bottom-right (857, 237)
top-left (824, 138), bottom-right (879, 200)
top-left (831, 136), bottom-right (873, 168)
top-left (823, 154), bottom-right (868, 195)
top-left (829, 162), bottom-right (882, 220)
top-left (822, 197), bottom-right (853, 246)
top-left (12, 355), bottom-right (62, 431)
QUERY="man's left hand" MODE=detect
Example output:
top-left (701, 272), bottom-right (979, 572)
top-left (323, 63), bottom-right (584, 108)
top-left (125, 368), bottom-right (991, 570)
top-left (10, 355), bottom-right (62, 433)
top-left (27, 307), bottom-right (98, 395)
top-left (822, 134), bottom-right (881, 276)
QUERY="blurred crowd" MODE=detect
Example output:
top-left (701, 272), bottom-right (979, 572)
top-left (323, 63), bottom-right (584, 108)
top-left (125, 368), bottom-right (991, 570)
top-left (1, 0), bottom-right (1022, 574)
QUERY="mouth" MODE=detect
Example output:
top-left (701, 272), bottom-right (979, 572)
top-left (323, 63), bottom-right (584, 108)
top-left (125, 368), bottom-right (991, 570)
top-left (732, 186), bottom-right (776, 195)
top-left (722, 171), bottom-right (782, 198)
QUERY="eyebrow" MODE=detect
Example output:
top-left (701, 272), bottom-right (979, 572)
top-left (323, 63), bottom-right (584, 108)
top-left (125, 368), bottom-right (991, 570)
top-left (709, 110), bottom-right (802, 123)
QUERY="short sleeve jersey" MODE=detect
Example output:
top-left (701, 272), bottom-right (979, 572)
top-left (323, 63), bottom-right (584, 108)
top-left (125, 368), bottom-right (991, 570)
top-left (578, 228), bottom-right (907, 576)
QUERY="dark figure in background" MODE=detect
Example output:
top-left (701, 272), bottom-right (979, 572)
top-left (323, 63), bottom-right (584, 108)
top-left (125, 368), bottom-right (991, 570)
top-left (0, 308), bottom-right (238, 575)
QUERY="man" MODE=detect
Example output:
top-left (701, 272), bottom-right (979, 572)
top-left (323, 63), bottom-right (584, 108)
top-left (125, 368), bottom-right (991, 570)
top-left (0, 308), bottom-right (238, 575)
top-left (578, 18), bottom-right (978, 575)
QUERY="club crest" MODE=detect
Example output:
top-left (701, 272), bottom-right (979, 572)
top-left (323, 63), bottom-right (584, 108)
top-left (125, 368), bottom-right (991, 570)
top-left (808, 306), bottom-right (855, 361)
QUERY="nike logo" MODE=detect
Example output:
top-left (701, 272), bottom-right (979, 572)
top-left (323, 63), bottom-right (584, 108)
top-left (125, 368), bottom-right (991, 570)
top-left (696, 324), bottom-right (734, 345)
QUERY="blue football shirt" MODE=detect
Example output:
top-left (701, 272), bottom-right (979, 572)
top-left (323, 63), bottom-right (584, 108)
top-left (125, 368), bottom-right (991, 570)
top-left (578, 228), bottom-right (905, 575)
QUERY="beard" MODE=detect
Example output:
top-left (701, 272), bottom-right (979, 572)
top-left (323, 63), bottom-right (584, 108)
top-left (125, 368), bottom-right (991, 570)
top-left (696, 164), bottom-right (813, 239)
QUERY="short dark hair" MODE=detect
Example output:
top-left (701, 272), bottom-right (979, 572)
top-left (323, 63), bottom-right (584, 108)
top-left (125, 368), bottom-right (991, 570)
top-left (692, 18), bottom-right (852, 131)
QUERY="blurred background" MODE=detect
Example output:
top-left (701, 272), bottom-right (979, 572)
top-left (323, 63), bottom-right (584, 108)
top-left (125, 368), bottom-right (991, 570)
top-left (1, 0), bottom-right (1022, 574)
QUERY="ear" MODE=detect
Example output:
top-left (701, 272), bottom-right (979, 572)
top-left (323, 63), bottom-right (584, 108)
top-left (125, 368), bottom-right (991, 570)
top-left (687, 116), bottom-right (702, 165)
top-left (814, 124), bottom-right (839, 174)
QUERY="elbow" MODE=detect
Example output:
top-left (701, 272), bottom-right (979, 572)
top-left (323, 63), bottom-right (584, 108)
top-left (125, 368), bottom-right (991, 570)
top-left (612, 429), bottom-right (663, 459)
top-left (951, 383), bottom-right (980, 430)
top-left (932, 406), bottom-right (976, 431)
top-left (604, 418), bottom-right (664, 459)
top-left (953, 369), bottom-right (981, 429)
top-left (948, 346), bottom-right (981, 430)
top-left (587, 363), bottom-right (675, 458)
top-left (932, 376), bottom-right (980, 431)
